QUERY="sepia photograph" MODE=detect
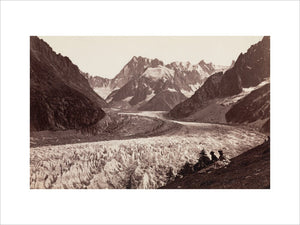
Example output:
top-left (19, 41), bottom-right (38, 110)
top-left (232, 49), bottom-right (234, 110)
top-left (1, 0), bottom-right (299, 224)
top-left (30, 36), bottom-right (270, 189)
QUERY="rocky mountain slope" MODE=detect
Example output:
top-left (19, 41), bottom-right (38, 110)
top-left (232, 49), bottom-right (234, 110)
top-left (165, 60), bottom-right (228, 97)
top-left (30, 36), bottom-right (106, 131)
top-left (84, 56), bottom-right (164, 98)
top-left (111, 56), bottom-right (164, 90)
top-left (226, 83), bottom-right (270, 133)
top-left (168, 72), bottom-right (224, 118)
top-left (169, 36), bottom-right (270, 131)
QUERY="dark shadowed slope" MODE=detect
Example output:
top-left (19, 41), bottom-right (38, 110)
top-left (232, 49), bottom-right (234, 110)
top-left (226, 83), bottom-right (270, 133)
top-left (161, 140), bottom-right (270, 189)
top-left (30, 36), bottom-right (106, 131)
top-left (169, 36), bottom-right (270, 119)
top-left (168, 72), bottom-right (223, 118)
top-left (138, 89), bottom-right (187, 111)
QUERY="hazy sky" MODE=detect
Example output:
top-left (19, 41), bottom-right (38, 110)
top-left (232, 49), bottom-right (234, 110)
top-left (40, 36), bottom-right (263, 79)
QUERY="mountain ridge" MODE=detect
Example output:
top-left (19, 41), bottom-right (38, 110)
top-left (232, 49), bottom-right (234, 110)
top-left (100, 56), bottom-right (229, 110)
top-left (30, 36), bottom-right (106, 131)
top-left (86, 56), bottom-right (229, 99)
top-left (169, 36), bottom-right (270, 125)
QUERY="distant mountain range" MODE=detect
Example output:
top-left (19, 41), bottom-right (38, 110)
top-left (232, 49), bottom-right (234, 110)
top-left (85, 57), bottom-right (230, 111)
top-left (30, 36), bottom-right (106, 131)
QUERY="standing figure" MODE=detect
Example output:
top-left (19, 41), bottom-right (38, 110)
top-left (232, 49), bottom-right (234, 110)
top-left (210, 151), bottom-right (219, 162)
top-left (218, 150), bottom-right (230, 165)
top-left (218, 150), bottom-right (226, 160)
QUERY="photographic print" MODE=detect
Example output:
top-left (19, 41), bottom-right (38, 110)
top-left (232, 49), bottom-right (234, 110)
top-left (30, 36), bottom-right (270, 189)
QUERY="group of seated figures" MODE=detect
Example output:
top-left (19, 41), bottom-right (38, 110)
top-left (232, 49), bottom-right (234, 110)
top-left (169, 149), bottom-right (231, 181)
top-left (193, 149), bottom-right (230, 171)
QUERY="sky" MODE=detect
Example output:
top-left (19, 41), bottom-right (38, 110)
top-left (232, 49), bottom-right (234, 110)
top-left (40, 36), bottom-right (263, 79)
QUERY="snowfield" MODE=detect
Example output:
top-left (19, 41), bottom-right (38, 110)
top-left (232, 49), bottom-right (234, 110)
top-left (30, 113), bottom-right (266, 189)
top-left (141, 65), bottom-right (175, 81)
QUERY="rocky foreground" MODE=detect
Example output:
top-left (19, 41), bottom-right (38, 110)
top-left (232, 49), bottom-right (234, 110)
top-left (161, 140), bottom-right (270, 189)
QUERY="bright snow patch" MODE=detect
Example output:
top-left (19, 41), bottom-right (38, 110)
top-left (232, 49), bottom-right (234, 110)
top-left (180, 83), bottom-right (201, 98)
top-left (145, 91), bottom-right (156, 102)
top-left (106, 97), bottom-right (113, 103)
top-left (190, 83), bottom-right (201, 91)
top-left (123, 96), bottom-right (133, 102)
top-left (94, 87), bottom-right (113, 99)
top-left (217, 79), bottom-right (270, 106)
top-left (167, 88), bottom-right (177, 93)
top-left (181, 90), bottom-right (194, 98)
top-left (142, 65), bottom-right (175, 81)
top-left (213, 65), bottom-right (229, 73)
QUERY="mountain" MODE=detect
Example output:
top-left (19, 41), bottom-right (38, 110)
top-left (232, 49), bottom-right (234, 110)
top-left (169, 36), bottom-right (270, 126)
top-left (84, 56), bottom-right (164, 99)
top-left (138, 88), bottom-right (187, 111)
top-left (106, 65), bottom-right (183, 110)
top-left (168, 72), bottom-right (224, 118)
top-left (106, 58), bottom-right (228, 111)
top-left (30, 36), bottom-right (107, 131)
top-left (110, 56), bottom-right (164, 90)
top-left (220, 36), bottom-right (270, 96)
top-left (166, 60), bottom-right (227, 97)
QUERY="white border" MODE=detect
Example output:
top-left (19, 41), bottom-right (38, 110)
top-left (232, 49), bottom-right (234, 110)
top-left (1, 1), bottom-right (299, 224)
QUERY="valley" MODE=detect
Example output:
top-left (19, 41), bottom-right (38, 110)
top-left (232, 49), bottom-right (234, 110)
top-left (30, 110), bottom-right (266, 189)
